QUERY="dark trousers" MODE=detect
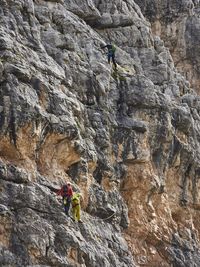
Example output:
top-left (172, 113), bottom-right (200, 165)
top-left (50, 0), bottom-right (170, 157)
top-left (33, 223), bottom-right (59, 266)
top-left (108, 52), bottom-right (117, 69)
top-left (63, 197), bottom-right (71, 215)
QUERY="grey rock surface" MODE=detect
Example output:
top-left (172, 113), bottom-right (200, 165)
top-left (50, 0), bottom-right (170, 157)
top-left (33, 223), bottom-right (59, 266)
top-left (1, 0), bottom-right (200, 266)
top-left (135, 0), bottom-right (200, 93)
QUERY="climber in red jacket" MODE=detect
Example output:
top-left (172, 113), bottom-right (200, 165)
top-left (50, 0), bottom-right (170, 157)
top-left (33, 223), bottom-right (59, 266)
top-left (56, 183), bottom-right (73, 216)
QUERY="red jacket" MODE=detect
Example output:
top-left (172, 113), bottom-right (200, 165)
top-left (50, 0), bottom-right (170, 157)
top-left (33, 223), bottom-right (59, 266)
top-left (56, 185), bottom-right (73, 198)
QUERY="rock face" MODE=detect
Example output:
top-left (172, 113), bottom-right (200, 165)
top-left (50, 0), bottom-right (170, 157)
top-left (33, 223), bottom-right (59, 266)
top-left (135, 0), bottom-right (200, 94)
top-left (1, 0), bottom-right (200, 266)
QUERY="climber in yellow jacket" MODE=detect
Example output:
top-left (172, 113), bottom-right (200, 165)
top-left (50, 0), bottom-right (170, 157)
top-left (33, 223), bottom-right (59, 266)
top-left (71, 192), bottom-right (82, 223)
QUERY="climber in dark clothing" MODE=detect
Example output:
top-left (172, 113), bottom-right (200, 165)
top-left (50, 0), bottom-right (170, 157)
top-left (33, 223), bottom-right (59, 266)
top-left (101, 43), bottom-right (117, 69)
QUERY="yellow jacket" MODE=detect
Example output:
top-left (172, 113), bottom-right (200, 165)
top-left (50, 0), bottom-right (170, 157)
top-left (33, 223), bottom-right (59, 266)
top-left (71, 193), bottom-right (81, 207)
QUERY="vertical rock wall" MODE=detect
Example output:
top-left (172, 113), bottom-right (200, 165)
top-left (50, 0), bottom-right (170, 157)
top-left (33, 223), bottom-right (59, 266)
top-left (135, 0), bottom-right (200, 94)
top-left (1, 0), bottom-right (200, 266)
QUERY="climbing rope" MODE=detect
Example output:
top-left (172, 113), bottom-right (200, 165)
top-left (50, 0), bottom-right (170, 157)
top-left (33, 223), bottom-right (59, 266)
top-left (92, 211), bottom-right (116, 221)
top-left (101, 211), bottom-right (116, 221)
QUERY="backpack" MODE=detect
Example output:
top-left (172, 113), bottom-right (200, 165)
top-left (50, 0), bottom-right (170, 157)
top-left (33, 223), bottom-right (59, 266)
top-left (111, 44), bottom-right (116, 53)
top-left (63, 185), bottom-right (69, 197)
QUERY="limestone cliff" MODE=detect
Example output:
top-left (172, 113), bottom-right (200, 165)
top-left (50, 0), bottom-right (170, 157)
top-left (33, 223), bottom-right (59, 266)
top-left (135, 0), bottom-right (200, 94)
top-left (1, 0), bottom-right (200, 266)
